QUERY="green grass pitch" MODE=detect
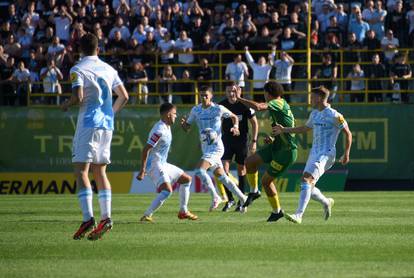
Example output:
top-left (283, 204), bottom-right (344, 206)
top-left (1, 192), bottom-right (414, 278)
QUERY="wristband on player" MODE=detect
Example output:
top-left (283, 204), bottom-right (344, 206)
top-left (233, 125), bottom-right (239, 129)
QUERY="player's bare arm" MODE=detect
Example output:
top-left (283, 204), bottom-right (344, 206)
top-left (113, 84), bottom-right (129, 113)
top-left (272, 124), bottom-right (311, 136)
top-left (237, 95), bottom-right (268, 111)
top-left (61, 86), bottom-right (83, 111)
top-left (229, 113), bottom-right (240, 136)
top-left (137, 144), bottom-right (153, 180)
top-left (339, 125), bottom-right (352, 165)
top-left (249, 116), bottom-right (258, 153)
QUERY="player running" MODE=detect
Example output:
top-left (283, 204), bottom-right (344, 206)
top-left (137, 103), bottom-right (198, 222)
top-left (218, 81), bottom-right (258, 212)
top-left (62, 33), bottom-right (129, 240)
top-left (181, 85), bottom-right (248, 212)
top-left (272, 86), bottom-right (352, 224)
top-left (236, 81), bottom-right (297, 222)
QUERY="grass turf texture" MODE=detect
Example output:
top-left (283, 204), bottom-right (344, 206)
top-left (1, 192), bottom-right (413, 278)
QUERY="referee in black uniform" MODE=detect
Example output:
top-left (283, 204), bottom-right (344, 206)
top-left (220, 81), bottom-right (259, 211)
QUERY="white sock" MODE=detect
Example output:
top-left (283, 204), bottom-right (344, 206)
top-left (196, 169), bottom-right (220, 200)
top-left (78, 188), bottom-right (93, 222)
top-left (179, 183), bottom-right (190, 212)
top-left (311, 187), bottom-right (329, 206)
top-left (98, 189), bottom-right (112, 220)
top-left (218, 175), bottom-right (246, 204)
top-left (296, 182), bottom-right (312, 217)
top-left (144, 190), bottom-right (172, 217)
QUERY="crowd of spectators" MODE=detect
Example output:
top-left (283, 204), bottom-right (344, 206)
top-left (0, 0), bottom-right (413, 105)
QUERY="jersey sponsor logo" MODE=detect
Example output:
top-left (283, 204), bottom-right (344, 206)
top-left (270, 160), bottom-right (283, 171)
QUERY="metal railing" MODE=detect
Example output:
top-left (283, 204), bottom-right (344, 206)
top-left (12, 48), bottom-right (414, 107)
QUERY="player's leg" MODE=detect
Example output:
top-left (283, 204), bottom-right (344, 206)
top-left (243, 145), bottom-right (272, 207)
top-left (73, 162), bottom-right (96, 239)
top-left (72, 128), bottom-right (97, 240)
top-left (234, 144), bottom-right (248, 211)
top-left (286, 155), bottom-right (333, 224)
top-left (220, 159), bottom-right (236, 211)
top-left (214, 167), bottom-right (247, 212)
top-left (141, 182), bottom-right (173, 222)
top-left (88, 163), bottom-right (113, 240)
top-left (261, 171), bottom-right (284, 222)
top-left (309, 156), bottom-right (336, 220)
top-left (176, 172), bottom-right (198, 220)
top-left (195, 159), bottom-right (222, 211)
top-left (264, 148), bottom-right (298, 222)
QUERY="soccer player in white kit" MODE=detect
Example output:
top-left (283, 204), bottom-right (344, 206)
top-left (181, 86), bottom-right (248, 211)
top-left (61, 34), bottom-right (129, 240)
top-left (137, 103), bottom-right (198, 222)
top-left (272, 86), bottom-right (352, 224)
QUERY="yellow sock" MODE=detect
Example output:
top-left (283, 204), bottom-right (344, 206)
top-left (267, 193), bottom-right (281, 212)
top-left (214, 176), bottom-right (228, 202)
top-left (247, 172), bottom-right (259, 192)
top-left (228, 172), bottom-right (239, 186)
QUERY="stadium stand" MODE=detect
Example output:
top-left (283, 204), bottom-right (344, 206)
top-left (0, 0), bottom-right (413, 106)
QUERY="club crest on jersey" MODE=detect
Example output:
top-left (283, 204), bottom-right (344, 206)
top-left (70, 72), bottom-right (78, 83)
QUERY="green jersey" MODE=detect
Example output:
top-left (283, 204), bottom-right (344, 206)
top-left (268, 98), bottom-right (297, 150)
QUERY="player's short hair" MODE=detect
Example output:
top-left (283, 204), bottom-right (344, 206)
top-left (159, 102), bottom-right (175, 115)
top-left (224, 80), bottom-right (236, 88)
top-left (264, 81), bottom-right (284, 97)
top-left (80, 33), bottom-right (98, 56)
top-left (199, 85), bottom-right (212, 93)
top-left (312, 86), bottom-right (330, 100)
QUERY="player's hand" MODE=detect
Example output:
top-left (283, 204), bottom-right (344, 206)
top-left (136, 170), bottom-right (146, 181)
top-left (264, 135), bottom-right (274, 145)
top-left (271, 123), bottom-right (284, 136)
top-left (235, 86), bottom-right (242, 99)
top-left (249, 141), bottom-right (257, 153)
top-left (230, 126), bottom-right (240, 136)
top-left (339, 153), bottom-right (350, 165)
top-left (180, 115), bottom-right (189, 131)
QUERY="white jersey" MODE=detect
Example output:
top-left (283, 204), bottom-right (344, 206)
top-left (305, 105), bottom-right (347, 156)
top-left (70, 56), bottom-right (123, 131)
top-left (186, 103), bottom-right (232, 155)
top-left (146, 120), bottom-right (172, 171)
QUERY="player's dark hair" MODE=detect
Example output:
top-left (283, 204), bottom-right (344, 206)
top-left (224, 80), bottom-right (236, 88)
top-left (311, 86), bottom-right (330, 100)
top-left (160, 102), bottom-right (175, 115)
top-left (264, 81), bottom-right (284, 97)
top-left (199, 85), bottom-right (212, 93)
top-left (80, 33), bottom-right (98, 56)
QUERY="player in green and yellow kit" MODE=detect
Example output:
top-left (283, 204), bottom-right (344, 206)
top-left (236, 81), bottom-right (297, 222)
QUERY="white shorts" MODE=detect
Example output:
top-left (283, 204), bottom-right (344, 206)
top-left (148, 163), bottom-right (184, 187)
top-left (303, 153), bottom-right (335, 182)
top-left (72, 128), bottom-right (113, 164)
top-left (202, 151), bottom-right (224, 171)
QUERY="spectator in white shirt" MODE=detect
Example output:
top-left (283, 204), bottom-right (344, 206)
top-left (245, 46), bottom-right (273, 101)
top-left (157, 32), bottom-right (175, 64)
top-left (381, 29), bottom-right (399, 63)
top-left (47, 36), bottom-right (65, 59)
top-left (154, 21), bottom-right (168, 43)
top-left (49, 6), bottom-right (73, 43)
top-left (347, 63), bottom-right (365, 102)
top-left (141, 16), bottom-right (155, 34)
top-left (225, 54), bottom-right (249, 90)
top-left (174, 30), bottom-right (194, 77)
top-left (40, 59), bottom-right (63, 104)
top-left (272, 48), bottom-right (294, 101)
top-left (23, 1), bottom-right (40, 28)
top-left (12, 60), bottom-right (31, 106)
top-left (109, 17), bottom-right (131, 42)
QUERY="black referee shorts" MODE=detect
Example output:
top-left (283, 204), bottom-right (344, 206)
top-left (222, 141), bottom-right (248, 165)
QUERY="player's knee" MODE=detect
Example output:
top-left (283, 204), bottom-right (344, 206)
top-left (217, 174), bottom-right (230, 184)
top-left (180, 174), bottom-right (192, 184)
top-left (195, 168), bottom-right (208, 178)
top-left (160, 190), bottom-right (172, 198)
